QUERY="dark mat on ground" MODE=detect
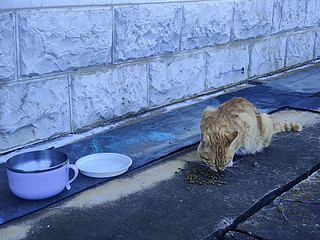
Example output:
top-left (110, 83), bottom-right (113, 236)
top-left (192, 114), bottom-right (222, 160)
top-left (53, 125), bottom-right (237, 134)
top-left (290, 95), bottom-right (320, 112)
top-left (0, 65), bottom-right (319, 225)
top-left (5, 113), bottom-right (320, 240)
top-left (264, 65), bottom-right (320, 94)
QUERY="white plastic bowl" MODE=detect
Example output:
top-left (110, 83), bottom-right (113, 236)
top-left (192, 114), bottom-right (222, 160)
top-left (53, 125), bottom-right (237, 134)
top-left (75, 153), bottom-right (132, 178)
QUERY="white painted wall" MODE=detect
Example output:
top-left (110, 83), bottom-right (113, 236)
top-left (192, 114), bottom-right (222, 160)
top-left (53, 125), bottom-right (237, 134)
top-left (0, 0), bottom-right (319, 154)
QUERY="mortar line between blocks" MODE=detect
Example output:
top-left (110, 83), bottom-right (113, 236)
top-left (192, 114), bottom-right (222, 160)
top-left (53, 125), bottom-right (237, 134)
top-left (204, 50), bottom-right (208, 92)
top-left (312, 30), bottom-right (317, 60)
top-left (303, 0), bottom-right (308, 27)
top-left (178, 3), bottom-right (184, 52)
top-left (111, 5), bottom-right (115, 65)
top-left (0, 0), bottom-right (232, 11)
top-left (247, 40), bottom-right (252, 80)
top-left (270, 0), bottom-right (276, 35)
top-left (146, 61), bottom-right (150, 108)
top-left (68, 74), bottom-right (74, 133)
top-left (14, 11), bottom-right (20, 82)
top-left (283, 33), bottom-right (288, 68)
top-left (230, 0), bottom-right (235, 42)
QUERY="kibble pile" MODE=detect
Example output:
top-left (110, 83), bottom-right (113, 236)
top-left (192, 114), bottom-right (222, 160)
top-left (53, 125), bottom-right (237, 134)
top-left (185, 166), bottom-right (226, 186)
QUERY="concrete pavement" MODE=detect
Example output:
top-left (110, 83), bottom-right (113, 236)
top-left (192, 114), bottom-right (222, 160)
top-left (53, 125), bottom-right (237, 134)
top-left (1, 110), bottom-right (319, 240)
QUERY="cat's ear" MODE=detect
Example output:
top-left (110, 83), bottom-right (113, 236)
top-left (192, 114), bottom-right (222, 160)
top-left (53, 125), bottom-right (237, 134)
top-left (226, 131), bottom-right (238, 146)
top-left (202, 134), bottom-right (211, 150)
top-left (204, 106), bottom-right (215, 113)
top-left (203, 107), bottom-right (216, 118)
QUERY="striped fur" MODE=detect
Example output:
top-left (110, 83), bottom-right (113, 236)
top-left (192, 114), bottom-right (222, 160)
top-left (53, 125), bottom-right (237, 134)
top-left (273, 121), bottom-right (302, 133)
top-left (197, 97), bottom-right (302, 172)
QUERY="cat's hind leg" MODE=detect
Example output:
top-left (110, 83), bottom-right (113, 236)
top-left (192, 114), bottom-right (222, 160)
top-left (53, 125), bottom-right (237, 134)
top-left (259, 113), bottom-right (273, 147)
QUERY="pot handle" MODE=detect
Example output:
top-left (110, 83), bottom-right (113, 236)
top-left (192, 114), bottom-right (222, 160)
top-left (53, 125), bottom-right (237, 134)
top-left (66, 164), bottom-right (79, 190)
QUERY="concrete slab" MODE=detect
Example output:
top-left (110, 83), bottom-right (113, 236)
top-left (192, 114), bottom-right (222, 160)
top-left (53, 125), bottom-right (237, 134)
top-left (233, 171), bottom-right (320, 240)
top-left (1, 110), bottom-right (319, 240)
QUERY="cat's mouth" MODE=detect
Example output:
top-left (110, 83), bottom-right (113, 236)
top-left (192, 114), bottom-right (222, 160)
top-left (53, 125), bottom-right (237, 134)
top-left (209, 161), bottom-right (229, 172)
top-left (203, 160), bottom-right (219, 172)
top-left (201, 157), bottom-right (228, 172)
top-left (215, 166), bottom-right (225, 172)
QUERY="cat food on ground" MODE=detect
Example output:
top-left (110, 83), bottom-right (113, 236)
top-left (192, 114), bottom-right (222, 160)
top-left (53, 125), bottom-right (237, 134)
top-left (185, 166), bottom-right (226, 186)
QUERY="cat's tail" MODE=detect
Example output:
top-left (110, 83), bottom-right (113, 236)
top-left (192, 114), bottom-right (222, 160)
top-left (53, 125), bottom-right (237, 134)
top-left (273, 121), bottom-right (302, 133)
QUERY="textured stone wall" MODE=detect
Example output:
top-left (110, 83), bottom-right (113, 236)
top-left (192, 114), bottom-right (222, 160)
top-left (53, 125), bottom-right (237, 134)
top-left (0, 0), bottom-right (319, 153)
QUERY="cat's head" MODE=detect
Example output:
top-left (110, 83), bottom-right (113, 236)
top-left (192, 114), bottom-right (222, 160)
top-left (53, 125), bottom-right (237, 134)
top-left (198, 131), bottom-right (238, 172)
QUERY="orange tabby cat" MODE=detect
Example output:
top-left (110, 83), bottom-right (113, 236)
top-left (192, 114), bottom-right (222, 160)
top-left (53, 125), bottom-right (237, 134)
top-left (198, 97), bottom-right (302, 172)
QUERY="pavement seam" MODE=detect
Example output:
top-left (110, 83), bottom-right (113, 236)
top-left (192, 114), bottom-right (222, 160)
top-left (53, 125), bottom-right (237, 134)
top-left (202, 161), bottom-right (320, 240)
top-left (232, 227), bottom-right (268, 240)
top-left (269, 106), bottom-right (320, 115)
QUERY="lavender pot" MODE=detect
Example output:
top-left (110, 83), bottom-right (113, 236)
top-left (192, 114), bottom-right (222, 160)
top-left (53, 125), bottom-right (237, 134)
top-left (6, 150), bottom-right (78, 200)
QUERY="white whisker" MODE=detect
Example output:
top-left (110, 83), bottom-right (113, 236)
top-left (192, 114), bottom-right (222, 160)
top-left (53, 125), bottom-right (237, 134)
top-left (198, 162), bottom-right (209, 167)
top-left (229, 165), bottom-right (240, 168)
top-left (234, 156), bottom-right (246, 162)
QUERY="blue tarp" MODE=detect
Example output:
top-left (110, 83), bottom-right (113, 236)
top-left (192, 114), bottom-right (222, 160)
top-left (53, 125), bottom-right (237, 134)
top-left (0, 65), bottom-right (319, 225)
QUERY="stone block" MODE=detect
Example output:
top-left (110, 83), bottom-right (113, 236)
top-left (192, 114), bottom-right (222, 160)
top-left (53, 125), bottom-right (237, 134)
top-left (250, 36), bottom-right (286, 78)
top-left (0, 12), bottom-right (15, 81)
top-left (305, 0), bottom-right (320, 27)
top-left (0, 76), bottom-right (70, 152)
top-left (149, 52), bottom-right (206, 107)
top-left (114, 4), bottom-right (181, 62)
top-left (206, 43), bottom-right (249, 90)
top-left (181, 2), bottom-right (232, 50)
top-left (285, 30), bottom-right (315, 68)
top-left (71, 62), bottom-right (148, 130)
top-left (18, 8), bottom-right (112, 77)
top-left (272, 0), bottom-right (306, 34)
top-left (233, 0), bottom-right (273, 40)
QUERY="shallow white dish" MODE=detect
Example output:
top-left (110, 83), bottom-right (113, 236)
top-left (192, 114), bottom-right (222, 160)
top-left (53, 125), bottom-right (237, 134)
top-left (75, 153), bottom-right (132, 178)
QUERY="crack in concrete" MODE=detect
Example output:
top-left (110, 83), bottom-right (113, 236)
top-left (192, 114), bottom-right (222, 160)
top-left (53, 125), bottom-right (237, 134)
top-left (275, 198), bottom-right (297, 228)
top-left (203, 161), bottom-right (320, 240)
top-left (233, 227), bottom-right (267, 240)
